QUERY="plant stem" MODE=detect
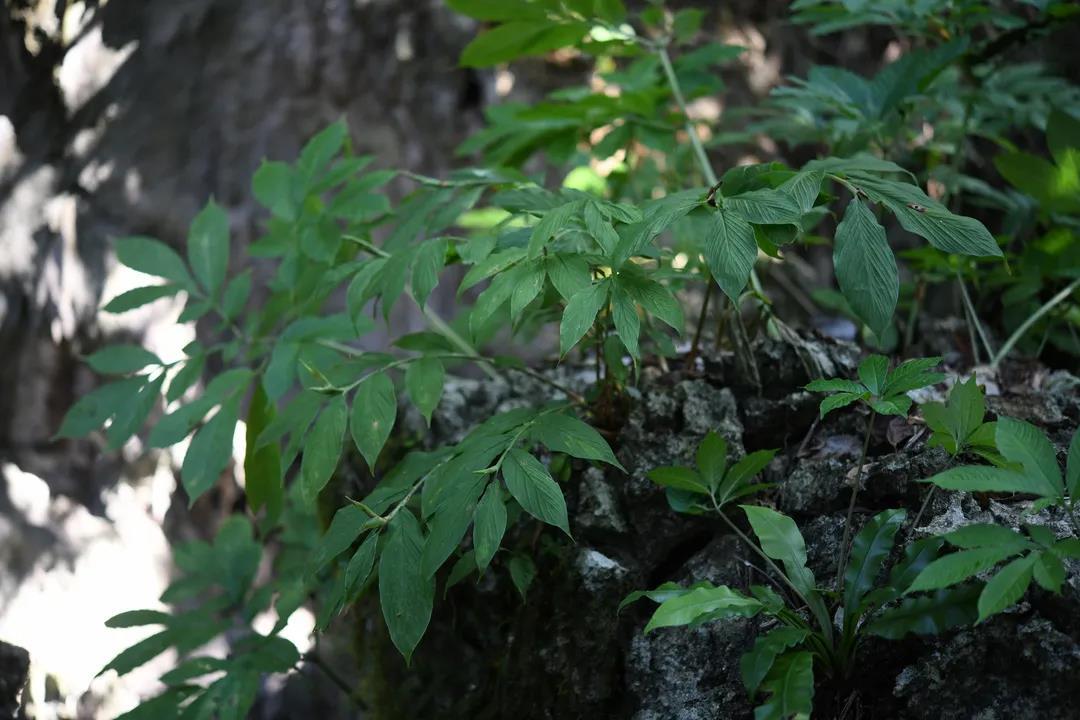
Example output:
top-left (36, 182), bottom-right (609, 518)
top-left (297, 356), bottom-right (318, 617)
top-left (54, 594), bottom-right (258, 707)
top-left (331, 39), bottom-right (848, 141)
top-left (343, 233), bottom-right (498, 380)
top-left (910, 486), bottom-right (936, 533)
top-left (955, 270), bottom-right (995, 362)
top-left (316, 341), bottom-right (587, 405)
top-left (689, 280), bottom-right (713, 360)
top-left (835, 411), bottom-right (875, 589)
top-left (302, 651), bottom-right (368, 709)
top-left (657, 46), bottom-right (717, 186)
top-left (715, 505), bottom-right (835, 651)
top-left (991, 277), bottom-right (1080, 369)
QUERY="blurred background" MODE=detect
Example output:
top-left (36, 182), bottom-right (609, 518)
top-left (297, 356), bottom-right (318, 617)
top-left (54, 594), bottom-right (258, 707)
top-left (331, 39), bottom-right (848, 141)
top-left (1, 1), bottom-right (1076, 718)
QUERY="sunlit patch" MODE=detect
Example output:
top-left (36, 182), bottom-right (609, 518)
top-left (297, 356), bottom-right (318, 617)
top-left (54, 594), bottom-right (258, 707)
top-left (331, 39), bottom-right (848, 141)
top-left (672, 252), bottom-right (690, 270)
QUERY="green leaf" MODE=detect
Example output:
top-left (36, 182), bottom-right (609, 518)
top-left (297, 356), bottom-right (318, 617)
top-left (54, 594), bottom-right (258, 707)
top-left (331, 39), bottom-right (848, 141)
top-left (252, 160), bottom-right (297, 221)
top-left (844, 509), bottom-right (905, 616)
top-left (866, 585), bottom-right (979, 639)
top-left (105, 609), bottom-right (172, 628)
top-left (742, 505), bottom-right (807, 568)
top-left (181, 399), bottom-right (239, 505)
top-left (869, 395), bottom-right (912, 417)
top-left (508, 554), bottom-right (537, 600)
top-left (584, 201), bottom-right (621, 256)
top-left (977, 554), bottom-right (1037, 622)
top-left (923, 465), bottom-right (1051, 496)
top-left (545, 253), bottom-right (591, 300)
top-left (559, 281), bottom-right (609, 355)
top-left (532, 412), bottom-right (622, 468)
top-left (723, 189), bottom-right (803, 225)
top-left (995, 417), bottom-right (1063, 497)
top-left (351, 372), bottom-right (397, 472)
top-left (741, 505), bottom-right (816, 597)
top-left (889, 200), bottom-right (1001, 257)
top-left (884, 356), bottom-right (944, 395)
top-left (753, 651), bottom-right (814, 720)
top-left (420, 472), bottom-right (486, 577)
top-left (1033, 551), bottom-right (1065, 593)
top-left (647, 466), bottom-right (708, 494)
top-left (85, 345), bottom-right (162, 375)
top-left (187, 200), bottom-right (230, 294)
top-left (405, 357), bottom-right (445, 425)
top-left (106, 373), bottom-right (166, 450)
top-left (779, 170), bottom-right (823, 213)
top-left (313, 505), bottom-right (368, 570)
top-left (703, 207), bottom-right (757, 303)
top-left (244, 382), bottom-right (283, 522)
top-left (56, 378), bottom-right (143, 438)
top-left (474, 482), bottom-right (506, 574)
top-left (833, 199), bottom-right (897, 338)
top-left (298, 120), bottom-right (347, 185)
top-left (610, 283), bottom-right (641, 357)
top-left (906, 546), bottom-right (1021, 593)
top-left (857, 354), bottom-right (889, 395)
top-left (1067, 426), bottom-right (1080, 500)
top-left (818, 391), bottom-right (862, 418)
top-left (695, 431), bottom-right (728, 492)
top-left (923, 376), bottom-right (985, 456)
top-left (944, 524), bottom-right (1033, 553)
top-left (300, 395), bottom-right (347, 503)
top-left (804, 378), bottom-right (865, 394)
top-left (343, 531), bottom-right (380, 601)
top-left (622, 273), bottom-right (683, 331)
top-left (723, 450), bottom-right (777, 494)
top-left (411, 238), bottom-right (447, 308)
top-left (619, 581), bottom-right (712, 612)
top-left (1047, 108), bottom-right (1080, 165)
top-left (502, 449), bottom-right (570, 536)
top-left (102, 285), bottom-right (180, 313)
top-left (167, 354), bottom-right (205, 403)
top-left (115, 236), bottom-right (194, 288)
top-left (644, 585), bottom-right (762, 632)
top-left (379, 511), bottom-right (434, 664)
top-left (740, 627), bottom-right (811, 696)
top-left (221, 270), bottom-right (252, 320)
top-left (460, 21), bottom-right (591, 68)
top-left (100, 630), bottom-right (175, 677)
top-left (510, 262), bottom-right (546, 319)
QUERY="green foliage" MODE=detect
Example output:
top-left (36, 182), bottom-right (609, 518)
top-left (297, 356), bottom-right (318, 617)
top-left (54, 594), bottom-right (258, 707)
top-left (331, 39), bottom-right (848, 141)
top-left (806, 354), bottom-right (945, 419)
top-left (646, 431), bottom-right (776, 513)
top-left (626, 507), bottom-right (978, 719)
top-left (921, 376), bottom-right (999, 463)
top-left (924, 419), bottom-right (1079, 510)
top-left (56, 0), bottom-right (1080, 715)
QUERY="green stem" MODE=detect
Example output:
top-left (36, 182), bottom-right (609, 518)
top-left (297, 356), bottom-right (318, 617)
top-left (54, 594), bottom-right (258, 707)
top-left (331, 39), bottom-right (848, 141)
top-left (991, 277), bottom-right (1080, 369)
top-left (316, 341), bottom-right (587, 405)
top-left (689, 279), bottom-right (713, 360)
top-left (714, 504), bottom-right (834, 650)
top-left (955, 270), bottom-right (995, 362)
top-left (344, 233), bottom-right (498, 380)
top-left (835, 411), bottom-right (875, 590)
top-left (657, 46), bottom-right (717, 186)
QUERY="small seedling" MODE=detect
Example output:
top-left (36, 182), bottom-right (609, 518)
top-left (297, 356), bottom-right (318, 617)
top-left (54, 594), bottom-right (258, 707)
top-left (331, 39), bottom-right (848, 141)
top-left (646, 431), bottom-right (777, 514)
top-left (625, 507), bottom-right (977, 718)
top-left (806, 355), bottom-right (945, 578)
